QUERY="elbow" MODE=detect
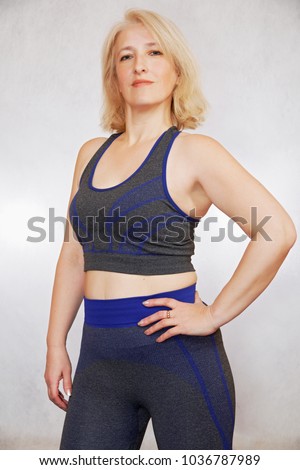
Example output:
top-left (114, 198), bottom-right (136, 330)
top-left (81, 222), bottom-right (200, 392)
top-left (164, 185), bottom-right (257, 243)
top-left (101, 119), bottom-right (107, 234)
top-left (265, 219), bottom-right (297, 253)
top-left (284, 213), bottom-right (297, 246)
top-left (280, 221), bottom-right (297, 252)
top-left (285, 223), bottom-right (297, 248)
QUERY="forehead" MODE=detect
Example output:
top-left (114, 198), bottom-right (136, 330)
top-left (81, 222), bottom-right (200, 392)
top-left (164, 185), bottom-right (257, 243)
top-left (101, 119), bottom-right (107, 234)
top-left (115, 23), bottom-right (158, 50)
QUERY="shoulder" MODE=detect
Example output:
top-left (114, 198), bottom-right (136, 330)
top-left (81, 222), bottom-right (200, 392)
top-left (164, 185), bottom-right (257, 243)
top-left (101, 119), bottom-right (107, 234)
top-left (75, 136), bottom-right (107, 184)
top-left (69, 136), bottom-right (107, 190)
top-left (179, 131), bottom-right (223, 154)
top-left (177, 132), bottom-right (252, 196)
top-left (77, 136), bottom-right (107, 168)
top-left (177, 131), bottom-right (226, 168)
top-left (178, 131), bottom-right (238, 170)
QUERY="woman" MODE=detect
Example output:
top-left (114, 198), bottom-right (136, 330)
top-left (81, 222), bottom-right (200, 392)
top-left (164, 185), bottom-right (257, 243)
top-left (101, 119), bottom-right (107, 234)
top-left (44, 8), bottom-right (296, 450)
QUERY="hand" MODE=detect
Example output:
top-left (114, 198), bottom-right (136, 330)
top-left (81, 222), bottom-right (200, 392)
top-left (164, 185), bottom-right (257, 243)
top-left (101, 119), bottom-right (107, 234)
top-left (137, 290), bottom-right (218, 343)
top-left (44, 345), bottom-right (73, 412)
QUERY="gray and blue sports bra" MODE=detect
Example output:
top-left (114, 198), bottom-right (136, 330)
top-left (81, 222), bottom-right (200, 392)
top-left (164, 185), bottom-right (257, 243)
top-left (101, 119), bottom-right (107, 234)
top-left (69, 125), bottom-right (201, 275)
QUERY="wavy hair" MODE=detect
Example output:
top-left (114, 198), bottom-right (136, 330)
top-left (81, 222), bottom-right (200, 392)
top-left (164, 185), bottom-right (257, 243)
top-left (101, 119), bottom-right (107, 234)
top-left (99, 8), bottom-right (209, 132)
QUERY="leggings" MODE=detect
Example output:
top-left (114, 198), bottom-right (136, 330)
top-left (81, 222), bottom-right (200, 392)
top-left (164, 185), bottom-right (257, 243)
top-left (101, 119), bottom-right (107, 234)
top-left (59, 283), bottom-right (235, 450)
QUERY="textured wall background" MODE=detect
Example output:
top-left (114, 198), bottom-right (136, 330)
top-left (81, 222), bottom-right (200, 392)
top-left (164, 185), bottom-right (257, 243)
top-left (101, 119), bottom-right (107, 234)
top-left (0, 0), bottom-right (299, 450)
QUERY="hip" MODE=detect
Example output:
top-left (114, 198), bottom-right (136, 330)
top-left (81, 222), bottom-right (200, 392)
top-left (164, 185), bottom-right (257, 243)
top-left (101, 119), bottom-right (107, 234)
top-left (76, 282), bottom-right (234, 412)
top-left (80, 281), bottom-right (228, 370)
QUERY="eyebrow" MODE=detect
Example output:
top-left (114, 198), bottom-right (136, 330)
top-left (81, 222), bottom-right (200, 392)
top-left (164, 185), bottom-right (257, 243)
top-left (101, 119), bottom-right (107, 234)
top-left (117, 42), bottom-right (159, 55)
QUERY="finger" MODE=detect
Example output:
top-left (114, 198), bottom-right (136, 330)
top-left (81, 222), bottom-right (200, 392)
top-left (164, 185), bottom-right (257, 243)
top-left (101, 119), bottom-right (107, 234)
top-left (63, 371), bottom-right (72, 397)
top-left (138, 309), bottom-right (170, 326)
top-left (49, 386), bottom-right (68, 411)
top-left (144, 316), bottom-right (176, 335)
top-left (48, 382), bottom-right (68, 411)
top-left (58, 389), bottom-right (69, 406)
top-left (156, 326), bottom-right (181, 343)
top-left (142, 297), bottom-right (176, 309)
top-left (48, 379), bottom-right (59, 402)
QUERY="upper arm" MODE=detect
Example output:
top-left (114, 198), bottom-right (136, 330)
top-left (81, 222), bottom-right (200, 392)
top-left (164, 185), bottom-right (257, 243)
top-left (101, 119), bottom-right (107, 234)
top-left (59, 137), bottom-right (107, 262)
top-left (191, 135), bottom-right (297, 242)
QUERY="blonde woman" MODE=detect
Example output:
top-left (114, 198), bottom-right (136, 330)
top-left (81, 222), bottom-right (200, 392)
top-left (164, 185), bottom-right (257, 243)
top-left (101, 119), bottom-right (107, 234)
top-left (44, 8), bottom-right (296, 450)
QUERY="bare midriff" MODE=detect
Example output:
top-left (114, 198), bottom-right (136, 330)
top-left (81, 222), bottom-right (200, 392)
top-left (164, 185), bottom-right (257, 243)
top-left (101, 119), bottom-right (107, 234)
top-left (84, 270), bottom-right (198, 300)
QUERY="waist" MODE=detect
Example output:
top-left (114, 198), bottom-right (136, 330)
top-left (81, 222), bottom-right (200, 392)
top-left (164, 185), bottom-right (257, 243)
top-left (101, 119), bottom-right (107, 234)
top-left (84, 270), bottom-right (198, 299)
top-left (84, 282), bottom-right (197, 328)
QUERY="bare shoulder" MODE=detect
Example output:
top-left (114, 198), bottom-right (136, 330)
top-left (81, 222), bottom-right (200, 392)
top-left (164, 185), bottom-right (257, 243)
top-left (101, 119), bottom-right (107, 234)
top-left (179, 131), bottom-right (244, 177)
top-left (179, 131), bottom-right (224, 156)
top-left (74, 136), bottom-right (107, 185)
top-left (77, 136), bottom-right (107, 169)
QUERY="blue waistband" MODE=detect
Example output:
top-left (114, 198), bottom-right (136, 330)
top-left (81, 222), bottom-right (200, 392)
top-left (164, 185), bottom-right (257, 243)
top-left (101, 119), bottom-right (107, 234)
top-left (83, 282), bottom-right (197, 327)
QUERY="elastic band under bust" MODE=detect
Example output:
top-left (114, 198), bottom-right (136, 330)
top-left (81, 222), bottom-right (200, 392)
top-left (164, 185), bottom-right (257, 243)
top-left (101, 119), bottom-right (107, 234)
top-left (84, 283), bottom-right (197, 328)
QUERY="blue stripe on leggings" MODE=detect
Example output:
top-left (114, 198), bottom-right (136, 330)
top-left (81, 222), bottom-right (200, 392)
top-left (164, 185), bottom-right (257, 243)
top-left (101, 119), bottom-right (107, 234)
top-left (210, 335), bottom-right (235, 425)
top-left (174, 336), bottom-right (230, 450)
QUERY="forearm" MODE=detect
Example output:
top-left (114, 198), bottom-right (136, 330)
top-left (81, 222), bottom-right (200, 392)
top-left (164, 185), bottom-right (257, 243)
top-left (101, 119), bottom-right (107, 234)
top-left (46, 254), bottom-right (85, 348)
top-left (210, 230), bottom-right (296, 329)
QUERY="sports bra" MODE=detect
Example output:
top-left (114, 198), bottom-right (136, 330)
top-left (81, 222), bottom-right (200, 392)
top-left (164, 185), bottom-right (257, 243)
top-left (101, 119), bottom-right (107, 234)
top-left (69, 125), bottom-right (201, 275)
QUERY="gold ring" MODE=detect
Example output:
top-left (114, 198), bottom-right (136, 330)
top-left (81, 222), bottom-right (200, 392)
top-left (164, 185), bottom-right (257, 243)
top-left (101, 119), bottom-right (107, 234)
top-left (166, 310), bottom-right (171, 319)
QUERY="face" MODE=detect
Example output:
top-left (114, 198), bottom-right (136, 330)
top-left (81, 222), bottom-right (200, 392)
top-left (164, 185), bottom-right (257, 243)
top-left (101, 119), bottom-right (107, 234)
top-left (114, 23), bottom-right (179, 109)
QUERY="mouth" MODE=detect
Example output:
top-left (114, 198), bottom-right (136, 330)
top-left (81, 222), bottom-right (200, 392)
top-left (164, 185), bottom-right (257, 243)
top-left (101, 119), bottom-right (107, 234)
top-left (132, 82), bottom-right (154, 87)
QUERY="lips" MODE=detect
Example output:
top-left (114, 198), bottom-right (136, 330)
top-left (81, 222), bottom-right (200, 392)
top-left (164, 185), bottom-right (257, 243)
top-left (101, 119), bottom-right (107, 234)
top-left (132, 80), bottom-right (154, 86)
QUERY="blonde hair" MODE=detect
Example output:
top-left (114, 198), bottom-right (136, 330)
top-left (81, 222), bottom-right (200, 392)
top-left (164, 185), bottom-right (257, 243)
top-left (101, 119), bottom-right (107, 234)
top-left (99, 8), bottom-right (210, 133)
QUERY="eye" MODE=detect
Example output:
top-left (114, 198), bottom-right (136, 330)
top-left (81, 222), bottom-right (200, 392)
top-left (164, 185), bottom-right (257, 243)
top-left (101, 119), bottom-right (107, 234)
top-left (120, 54), bottom-right (131, 61)
top-left (120, 50), bottom-right (163, 61)
top-left (150, 50), bottom-right (162, 56)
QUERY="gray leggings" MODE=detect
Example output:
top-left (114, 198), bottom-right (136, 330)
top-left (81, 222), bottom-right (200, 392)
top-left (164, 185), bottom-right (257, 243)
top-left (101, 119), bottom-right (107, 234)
top-left (59, 283), bottom-right (235, 450)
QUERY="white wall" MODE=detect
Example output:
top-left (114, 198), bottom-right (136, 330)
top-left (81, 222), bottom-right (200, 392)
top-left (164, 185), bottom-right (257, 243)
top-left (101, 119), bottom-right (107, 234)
top-left (0, 0), bottom-right (299, 450)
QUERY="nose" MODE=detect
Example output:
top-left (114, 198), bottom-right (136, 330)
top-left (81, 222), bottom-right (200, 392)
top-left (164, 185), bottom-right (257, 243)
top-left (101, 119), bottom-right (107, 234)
top-left (134, 54), bottom-right (148, 73)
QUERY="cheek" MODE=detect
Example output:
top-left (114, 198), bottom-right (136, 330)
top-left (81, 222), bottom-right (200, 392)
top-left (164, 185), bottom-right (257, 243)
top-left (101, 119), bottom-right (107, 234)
top-left (160, 73), bottom-right (177, 91)
top-left (115, 63), bottom-right (127, 81)
top-left (158, 64), bottom-right (177, 85)
top-left (120, 69), bottom-right (133, 86)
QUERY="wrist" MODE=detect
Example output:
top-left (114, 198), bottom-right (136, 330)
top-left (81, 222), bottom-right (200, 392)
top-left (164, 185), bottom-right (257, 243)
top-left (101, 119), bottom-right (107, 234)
top-left (208, 303), bottom-right (223, 332)
top-left (46, 331), bottom-right (67, 349)
top-left (46, 340), bottom-right (67, 349)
